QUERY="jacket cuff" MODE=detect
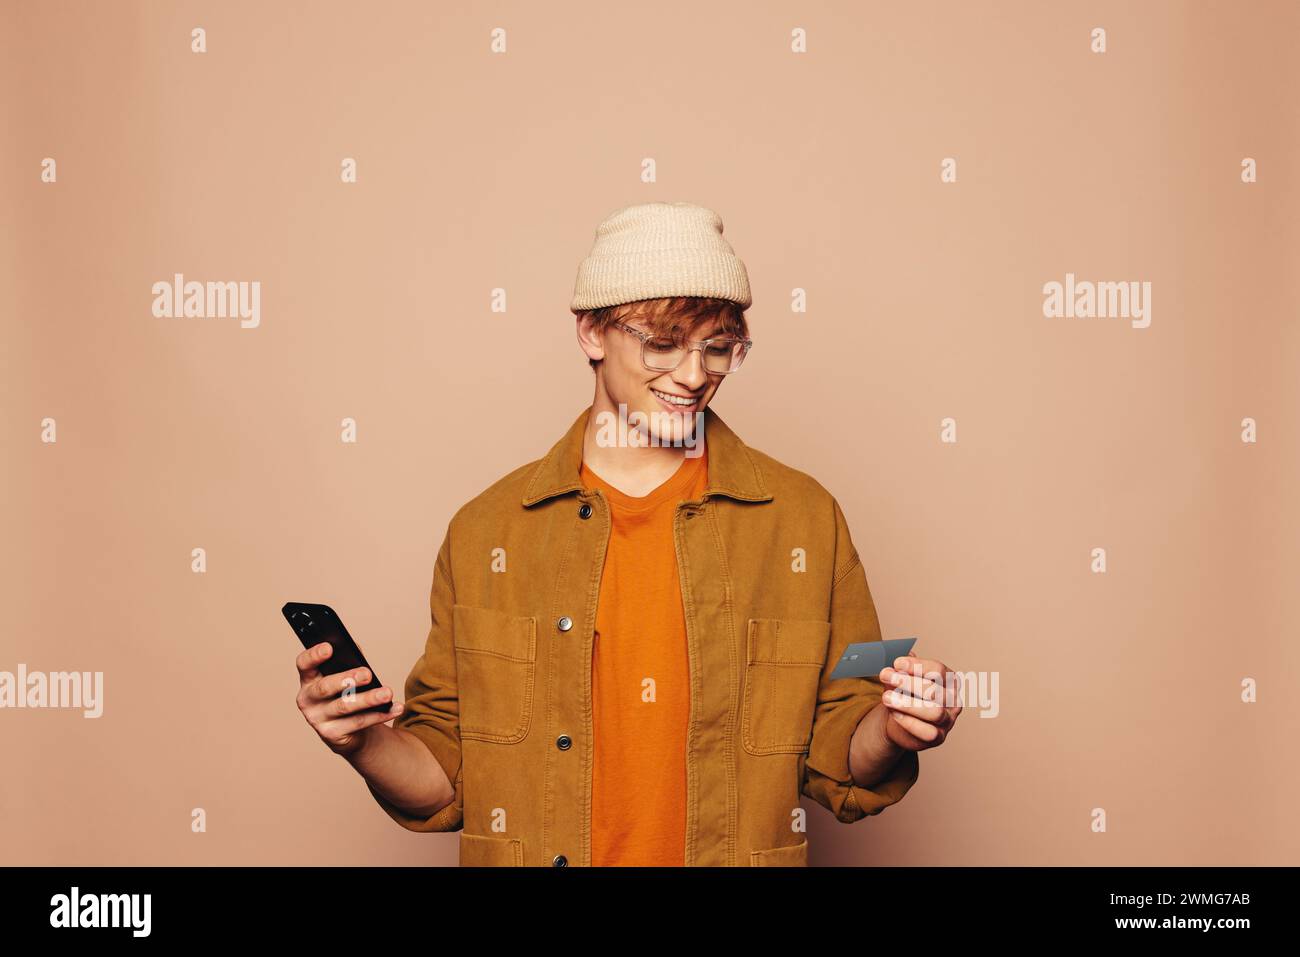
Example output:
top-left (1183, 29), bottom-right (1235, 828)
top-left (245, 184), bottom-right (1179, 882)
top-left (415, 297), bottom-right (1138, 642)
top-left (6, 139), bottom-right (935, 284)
top-left (366, 723), bottom-right (463, 833)
top-left (803, 689), bottom-right (923, 824)
top-left (804, 691), bottom-right (923, 824)
top-left (843, 747), bottom-right (920, 820)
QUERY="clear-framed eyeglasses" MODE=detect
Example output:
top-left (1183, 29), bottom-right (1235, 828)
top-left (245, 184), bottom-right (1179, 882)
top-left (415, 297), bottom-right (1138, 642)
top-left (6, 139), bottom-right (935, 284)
top-left (610, 319), bottom-right (753, 374)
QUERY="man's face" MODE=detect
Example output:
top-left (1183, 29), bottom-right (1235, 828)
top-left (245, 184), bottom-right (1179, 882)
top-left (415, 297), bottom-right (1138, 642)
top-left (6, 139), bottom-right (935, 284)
top-left (582, 312), bottom-right (731, 447)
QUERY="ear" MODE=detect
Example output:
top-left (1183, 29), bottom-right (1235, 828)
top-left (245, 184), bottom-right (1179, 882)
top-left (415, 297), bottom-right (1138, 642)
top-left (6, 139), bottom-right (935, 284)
top-left (576, 314), bottom-right (605, 363)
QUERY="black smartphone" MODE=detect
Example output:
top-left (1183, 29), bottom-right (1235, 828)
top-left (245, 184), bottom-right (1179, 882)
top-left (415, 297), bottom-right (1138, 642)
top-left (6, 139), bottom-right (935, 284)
top-left (282, 602), bottom-right (392, 716)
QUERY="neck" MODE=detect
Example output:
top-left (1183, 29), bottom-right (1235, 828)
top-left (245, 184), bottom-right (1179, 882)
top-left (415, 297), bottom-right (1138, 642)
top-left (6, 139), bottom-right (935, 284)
top-left (581, 390), bottom-right (705, 497)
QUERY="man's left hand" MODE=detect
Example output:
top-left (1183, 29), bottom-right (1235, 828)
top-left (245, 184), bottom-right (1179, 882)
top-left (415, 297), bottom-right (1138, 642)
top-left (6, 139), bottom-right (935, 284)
top-left (877, 653), bottom-right (962, 752)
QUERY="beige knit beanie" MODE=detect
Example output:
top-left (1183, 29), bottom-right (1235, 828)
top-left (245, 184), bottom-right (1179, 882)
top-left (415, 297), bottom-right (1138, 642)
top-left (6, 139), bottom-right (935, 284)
top-left (570, 201), bottom-right (752, 312)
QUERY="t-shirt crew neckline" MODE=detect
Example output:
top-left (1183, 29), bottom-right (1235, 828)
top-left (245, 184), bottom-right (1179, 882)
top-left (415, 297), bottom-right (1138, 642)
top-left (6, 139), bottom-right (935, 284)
top-left (581, 446), bottom-right (708, 513)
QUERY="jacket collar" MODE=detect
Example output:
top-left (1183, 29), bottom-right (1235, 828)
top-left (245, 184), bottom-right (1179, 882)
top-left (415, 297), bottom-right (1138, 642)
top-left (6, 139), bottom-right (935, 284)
top-left (521, 404), bottom-right (773, 507)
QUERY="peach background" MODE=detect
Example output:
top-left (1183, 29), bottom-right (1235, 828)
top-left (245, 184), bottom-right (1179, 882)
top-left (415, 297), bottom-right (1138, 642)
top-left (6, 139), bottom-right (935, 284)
top-left (3, 1), bottom-right (1297, 866)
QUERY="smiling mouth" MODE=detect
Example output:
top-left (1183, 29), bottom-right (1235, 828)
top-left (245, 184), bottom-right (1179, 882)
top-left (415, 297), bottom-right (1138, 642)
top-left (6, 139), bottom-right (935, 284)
top-left (650, 387), bottom-right (701, 408)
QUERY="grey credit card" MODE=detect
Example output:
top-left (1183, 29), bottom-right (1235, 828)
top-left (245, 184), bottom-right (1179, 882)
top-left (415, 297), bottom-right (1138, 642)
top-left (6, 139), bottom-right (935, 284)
top-left (829, 637), bottom-right (918, 680)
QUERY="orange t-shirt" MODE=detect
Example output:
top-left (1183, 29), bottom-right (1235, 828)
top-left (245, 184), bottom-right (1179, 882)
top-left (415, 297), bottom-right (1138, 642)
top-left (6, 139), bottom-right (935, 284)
top-left (580, 446), bottom-right (708, 866)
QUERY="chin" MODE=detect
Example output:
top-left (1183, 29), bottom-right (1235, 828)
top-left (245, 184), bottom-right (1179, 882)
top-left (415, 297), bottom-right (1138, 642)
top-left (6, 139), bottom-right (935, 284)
top-left (604, 388), bottom-right (710, 447)
top-left (643, 401), bottom-right (707, 447)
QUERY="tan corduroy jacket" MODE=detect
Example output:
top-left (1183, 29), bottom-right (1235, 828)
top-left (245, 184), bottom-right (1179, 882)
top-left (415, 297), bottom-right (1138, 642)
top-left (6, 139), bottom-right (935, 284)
top-left (368, 405), bottom-right (920, 865)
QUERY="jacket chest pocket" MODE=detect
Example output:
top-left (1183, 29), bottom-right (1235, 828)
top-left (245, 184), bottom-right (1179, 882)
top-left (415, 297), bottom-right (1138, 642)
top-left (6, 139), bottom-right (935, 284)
top-left (452, 604), bottom-right (537, 743)
top-left (741, 618), bottom-right (830, 755)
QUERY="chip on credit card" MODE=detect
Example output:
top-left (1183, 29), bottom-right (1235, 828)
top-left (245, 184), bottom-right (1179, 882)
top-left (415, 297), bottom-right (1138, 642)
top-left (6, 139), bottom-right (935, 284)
top-left (829, 637), bottom-right (918, 680)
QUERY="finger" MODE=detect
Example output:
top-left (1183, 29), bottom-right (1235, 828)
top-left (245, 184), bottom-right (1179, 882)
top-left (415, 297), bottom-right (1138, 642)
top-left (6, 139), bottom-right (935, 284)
top-left (296, 642), bottom-right (333, 684)
top-left (322, 699), bottom-right (405, 742)
top-left (884, 661), bottom-right (961, 707)
top-left (892, 655), bottom-right (946, 677)
top-left (884, 711), bottom-right (931, 750)
top-left (329, 685), bottom-right (394, 718)
top-left (881, 688), bottom-right (947, 724)
top-left (887, 657), bottom-right (924, 684)
top-left (899, 671), bottom-right (964, 708)
top-left (889, 711), bottom-right (944, 745)
top-left (883, 671), bottom-right (941, 702)
top-left (310, 666), bottom-right (374, 703)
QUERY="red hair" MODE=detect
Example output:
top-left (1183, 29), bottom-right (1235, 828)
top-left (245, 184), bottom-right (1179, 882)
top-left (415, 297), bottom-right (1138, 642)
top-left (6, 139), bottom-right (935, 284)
top-left (578, 297), bottom-right (750, 370)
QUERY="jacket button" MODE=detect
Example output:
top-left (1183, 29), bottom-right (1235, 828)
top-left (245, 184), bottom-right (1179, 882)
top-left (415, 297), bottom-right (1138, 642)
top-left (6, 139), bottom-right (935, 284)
top-left (552, 854), bottom-right (568, 867)
top-left (556, 734), bottom-right (572, 750)
top-left (557, 616), bottom-right (573, 632)
top-left (578, 503), bottom-right (593, 519)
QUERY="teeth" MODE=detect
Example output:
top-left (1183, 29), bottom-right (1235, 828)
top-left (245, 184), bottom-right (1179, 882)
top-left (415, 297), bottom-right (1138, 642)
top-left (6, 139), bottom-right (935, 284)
top-left (652, 389), bottom-right (695, 406)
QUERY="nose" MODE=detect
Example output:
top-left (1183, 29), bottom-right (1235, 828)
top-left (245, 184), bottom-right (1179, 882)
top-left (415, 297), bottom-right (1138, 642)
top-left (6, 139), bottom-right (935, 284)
top-left (672, 347), bottom-right (709, 391)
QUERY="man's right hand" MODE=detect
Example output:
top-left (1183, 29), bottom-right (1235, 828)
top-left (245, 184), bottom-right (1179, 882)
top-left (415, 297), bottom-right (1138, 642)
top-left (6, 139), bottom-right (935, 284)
top-left (295, 642), bottom-right (403, 757)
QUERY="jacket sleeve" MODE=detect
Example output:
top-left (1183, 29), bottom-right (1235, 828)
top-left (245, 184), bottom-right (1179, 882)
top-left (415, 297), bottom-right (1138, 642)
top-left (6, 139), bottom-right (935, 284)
top-left (801, 497), bottom-right (920, 823)
top-left (366, 525), bottom-right (464, 832)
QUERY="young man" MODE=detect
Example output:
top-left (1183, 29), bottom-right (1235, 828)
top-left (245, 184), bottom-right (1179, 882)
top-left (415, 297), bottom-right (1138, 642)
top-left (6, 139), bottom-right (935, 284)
top-left (294, 201), bottom-right (961, 866)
